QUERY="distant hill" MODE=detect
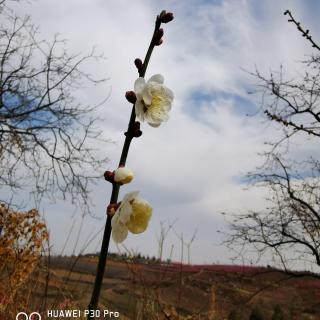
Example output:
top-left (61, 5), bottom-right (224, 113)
top-left (39, 255), bottom-right (320, 319)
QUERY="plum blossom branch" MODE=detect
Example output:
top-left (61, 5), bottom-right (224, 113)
top-left (87, 10), bottom-right (174, 318)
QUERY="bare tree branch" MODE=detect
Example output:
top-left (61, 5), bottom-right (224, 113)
top-left (226, 11), bottom-right (320, 277)
top-left (0, 1), bottom-right (109, 212)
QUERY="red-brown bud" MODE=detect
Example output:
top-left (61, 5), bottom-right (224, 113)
top-left (125, 91), bottom-right (137, 104)
top-left (153, 28), bottom-right (164, 42)
top-left (134, 58), bottom-right (143, 71)
top-left (159, 11), bottom-right (174, 23)
top-left (132, 121), bottom-right (143, 137)
top-left (134, 130), bottom-right (143, 137)
top-left (107, 202), bottom-right (120, 216)
top-left (104, 170), bottom-right (114, 183)
top-left (154, 39), bottom-right (163, 46)
top-left (133, 121), bottom-right (140, 131)
top-left (124, 121), bottom-right (143, 138)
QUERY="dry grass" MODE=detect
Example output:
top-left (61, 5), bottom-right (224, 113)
top-left (0, 203), bottom-right (48, 319)
top-left (1, 209), bottom-right (319, 319)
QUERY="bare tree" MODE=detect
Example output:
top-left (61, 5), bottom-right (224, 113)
top-left (0, 0), bottom-right (108, 211)
top-left (185, 229), bottom-right (197, 265)
top-left (157, 219), bottom-right (177, 262)
top-left (226, 10), bottom-right (320, 277)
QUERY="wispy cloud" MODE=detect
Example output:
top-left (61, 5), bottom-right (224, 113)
top-left (9, 0), bottom-right (320, 263)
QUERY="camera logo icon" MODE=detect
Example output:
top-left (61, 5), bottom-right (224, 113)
top-left (16, 312), bottom-right (41, 320)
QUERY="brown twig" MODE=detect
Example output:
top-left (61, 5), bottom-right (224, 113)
top-left (284, 10), bottom-right (320, 51)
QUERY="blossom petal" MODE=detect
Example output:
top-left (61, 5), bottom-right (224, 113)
top-left (122, 191), bottom-right (140, 202)
top-left (135, 101), bottom-right (146, 122)
top-left (126, 198), bottom-right (152, 234)
top-left (134, 77), bottom-right (146, 94)
top-left (114, 167), bottom-right (134, 184)
top-left (148, 122), bottom-right (161, 127)
top-left (164, 87), bottom-right (174, 101)
top-left (116, 191), bottom-right (139, 223)
top-left (142, 89), bottom-right (152, 105)
top-left (112, 221), bottom-right (128, 243)
top-left (145, 100), bottom-right (171, 124)
top-left (148, 74), bottom-right (164, 84)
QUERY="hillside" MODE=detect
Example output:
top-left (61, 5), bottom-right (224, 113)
top-left (18, 255), bottom-right (319, 320)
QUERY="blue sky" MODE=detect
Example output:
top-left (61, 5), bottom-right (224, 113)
top-left (7, 0), bottom-right (320, 265)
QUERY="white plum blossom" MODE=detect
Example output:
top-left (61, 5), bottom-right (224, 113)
top-left (114, 167), bottom-right (134, 184)
top-left (111, 191), bottom-right (152, 243)
top-left (134, 74), bottom-right (173, 127)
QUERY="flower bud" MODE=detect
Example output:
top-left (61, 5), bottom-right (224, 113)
top-left (107, 203), bottom-right (119, 216)
top-left (114, 166), bottom-right (134, 184)
top-left (134, 58), bottom-right (143, 71)
top-left (104, 170), bottom-right (114, 183)
top-left (124, 121), bottom-right (143, 138)
top-left (125, 91), bottom-right (137, 104)
top-left (132, 121), bottom-right (140, 131)
top-left (154, 39), bottom-right (163, 46)
top-left (132, 121), bottom-right (143, 137)
top-left (133, 129), bottom-right (142, 137)
top-left (153, 28), bottom-right (164, 42)
top-left (159, 11), bottom-right (174, 23)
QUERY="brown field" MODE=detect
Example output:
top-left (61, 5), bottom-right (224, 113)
top-left (2, 256), bottom-right (320, 320)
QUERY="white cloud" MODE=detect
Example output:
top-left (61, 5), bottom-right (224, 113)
top-left (6, 0), bottom-right (319, 264)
